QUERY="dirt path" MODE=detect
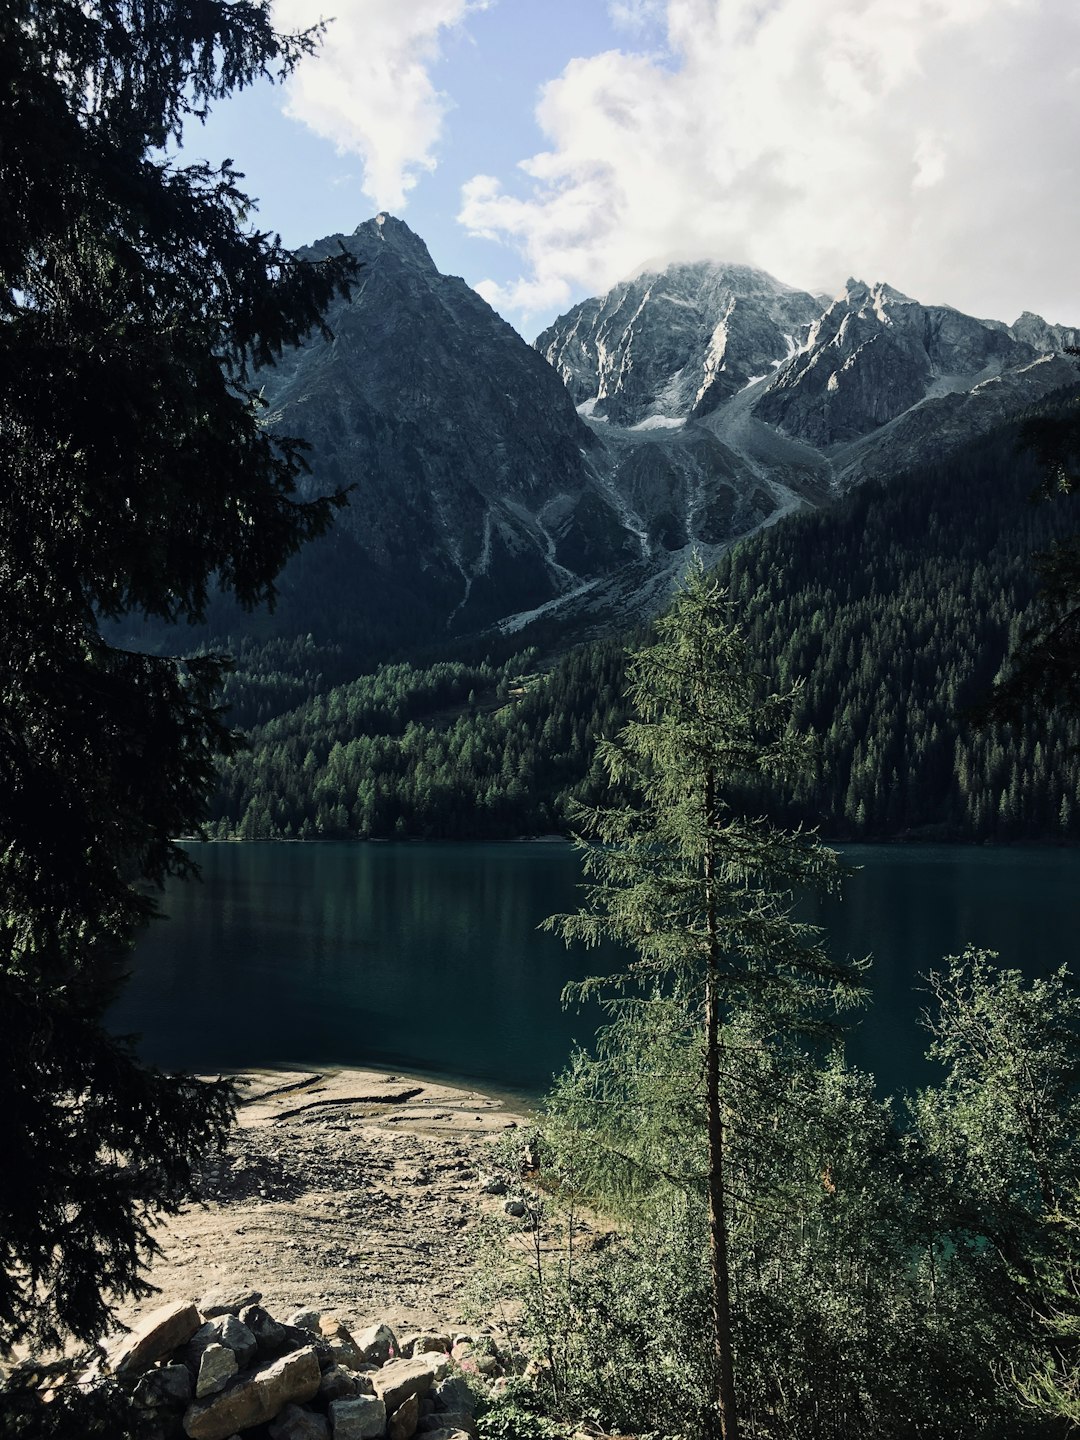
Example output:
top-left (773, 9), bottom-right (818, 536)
top-left (117, 1068), bottom-right (534, 1342)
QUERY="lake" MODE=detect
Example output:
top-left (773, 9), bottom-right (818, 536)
top-left (108, 841), bottom-right (1080, 1098)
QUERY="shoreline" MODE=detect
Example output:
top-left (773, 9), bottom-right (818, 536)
top-left (116, 1066), bottom-right (535, 1347)
top-left (222, 1060), bottom-right (543, 1118)
top-left (176, 832), bottom-right (1080, 850)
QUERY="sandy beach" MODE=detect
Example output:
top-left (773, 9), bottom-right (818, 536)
top-left (115, 1067), bottom-right (534, 1344)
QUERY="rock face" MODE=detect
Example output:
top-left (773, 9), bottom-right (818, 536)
top-left (371, 1354), bottom-right (450, 1412)
top-left (1011, 311), bottom-right (1080, 354)
top-left (249, 220), bottom-right (827, 658)
top-left (328, 1394), bottom-right (387, 1438)
top-left (537, 260), bottom-right (822, 425)
top-left (542, 265), bottom-right (1079, 502)
top-left (261, 214), bottom-right (629, 638)
top-left (388, 1392), bottom-right (420, 1440)
top-left (196, 1342), bottom-right (239, 1399)
top-left (320, 1315), bottom-right (369, 1371)
top-left (270, 1403), bottom-right (331, 1440)
top-left (133, 1363), bottom-right (193, 1410)
top-left (184, 1346), bottom-right (322, 1439)
top-left (199, 1287), bottom-right (262, 1319)
top-left (356, 1323), bottom-right (398, 1366)
top-left (752, 278), bottom-right (1073, 450)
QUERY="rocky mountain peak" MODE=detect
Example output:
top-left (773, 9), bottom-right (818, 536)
top-left (1010, 309), bottom-right (1080, 354)
top-left (537, 257), bottom-right (822, 427)
top-left (238, 221), bottom-right (1080, 661)
top-left (353, 213), bottom-right (437, 269)
top-left (753, 277), bottom-right (1065, 448)
top-left (539, 251), bottom-right (1078, 506)
top-left (257, 216), bottom-right (631, 641)
top-left (295, 214), bottom-right (437, 274)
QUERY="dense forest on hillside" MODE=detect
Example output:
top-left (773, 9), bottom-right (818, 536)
top-left (206, 407), bottom-right (1080, 843)
top-left (726, 439), bottom-right (1080, 838)
top-left (207, 641), bottom-right (629, 838)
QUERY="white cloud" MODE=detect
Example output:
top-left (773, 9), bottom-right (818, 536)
top-left (272, 0), bottom-right (485, 212)
top-left (460, 0), bottom-right (1080, 331)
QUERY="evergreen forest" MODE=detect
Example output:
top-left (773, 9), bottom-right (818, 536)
top-left (208, 408), bottom-right (1080, 845)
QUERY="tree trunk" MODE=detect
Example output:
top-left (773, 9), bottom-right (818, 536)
top-left (705, 768), bottom-right (739, 1440)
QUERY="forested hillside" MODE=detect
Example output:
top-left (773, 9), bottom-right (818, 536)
top-left (208, 404), bottom-right (1080, 843)
top-left (725, 440), bottom-right (1080, 838)
top-left (207, 642), bottom-right (629, 839)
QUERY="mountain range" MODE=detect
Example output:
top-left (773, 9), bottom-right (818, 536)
top-left (250, 214), bottom-right (1078, 660)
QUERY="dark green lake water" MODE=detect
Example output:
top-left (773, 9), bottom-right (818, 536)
top-left (108, 842), bottom-right (1079, 1098)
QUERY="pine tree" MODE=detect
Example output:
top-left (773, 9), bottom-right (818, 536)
top-left (545, 561), bottom-right (866, 1440)
top-left (1, 0), bottom-right (356, 1352)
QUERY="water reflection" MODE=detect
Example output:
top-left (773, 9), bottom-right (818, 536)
top-left (807, 844), bottom-right (1080, 1094)
top-left (111, 841), bottom-right (1080, 1099)
top-left (112, 842), bottom-right (615, 1095)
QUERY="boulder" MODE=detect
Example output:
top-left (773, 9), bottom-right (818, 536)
top-left (319, 1316), bottom-right (367, 1371)
top-left (133, 1364), bottom-right (193, 1410)
top-left (269, 1402), bottom-right (331, 1440)
top-left (417, 1416), bottom-right (476, 1440)
top-left (213, 1314), bottom-right (258, 1369)
top-left (431, 1376), bottom-right (476, 1415)
top-left (388, 1393), bottom-right (419, 1440)
top-left (288, 1309), bottom-right (324, 1334)
top-left (113, 1300), bottom-right (202, 1375)
top-left (186, 1322), bottom-right (218, 1364)
top-left (320, 1366), bottom-right (374, 1403)
top-left (199, 1288), bottom-right (262, 1319)
top-left (372, 1355), bottom-right (450, 1413)
top-left (356, 1323), bottom-right (398, 1365)
top-left (502, 1199), bottom-right (526, 1218)
top-left (185, 1316), bottom-right (257, 1372)
top-left (409, 1335), bottom-right (450, 1357)
top-left (196, 1344), bottom-right (238, 1400)
top-left (328, 1394), bottom-right (387, 1439)
top-left (183, 1345), bottom-right (321, 1440)
top-left (240, 1304), bottom-right (290, 1358)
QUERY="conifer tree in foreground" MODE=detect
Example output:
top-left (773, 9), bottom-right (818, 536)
top-left (0, 0), bottom-right (355, 1359)
top-left (546, 561), bottom-right (866, 1440)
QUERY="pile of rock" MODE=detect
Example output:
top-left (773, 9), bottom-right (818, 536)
top-left (109, 1289), bottom-right (508, 1440)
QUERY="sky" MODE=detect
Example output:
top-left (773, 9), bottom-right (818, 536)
top-left (188, 0), bottom-right (1080, 341)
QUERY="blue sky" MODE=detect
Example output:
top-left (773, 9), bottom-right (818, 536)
top-left (189, 0), bottom-right (1080, 341)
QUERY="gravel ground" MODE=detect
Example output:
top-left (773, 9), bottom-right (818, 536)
top-left (114, 1068), bottom-right (535, 1344)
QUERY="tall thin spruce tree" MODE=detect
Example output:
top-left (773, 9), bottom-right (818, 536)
top-left (546, 560), bottom-right (866, 1440)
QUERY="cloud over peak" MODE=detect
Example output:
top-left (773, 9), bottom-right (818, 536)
top-left (272, 0), bottom-right (485, 212)
top-left (461, 0), bottom-right (1080, 330)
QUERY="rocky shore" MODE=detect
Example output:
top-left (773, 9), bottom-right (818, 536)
top-left (115, 1068), bottom-right (533, 1340)
top-left (103, 1291), bottom-right (509, 1439)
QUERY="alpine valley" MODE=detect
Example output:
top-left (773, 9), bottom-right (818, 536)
top-left (133, 213), bottom-right (1080, 843)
